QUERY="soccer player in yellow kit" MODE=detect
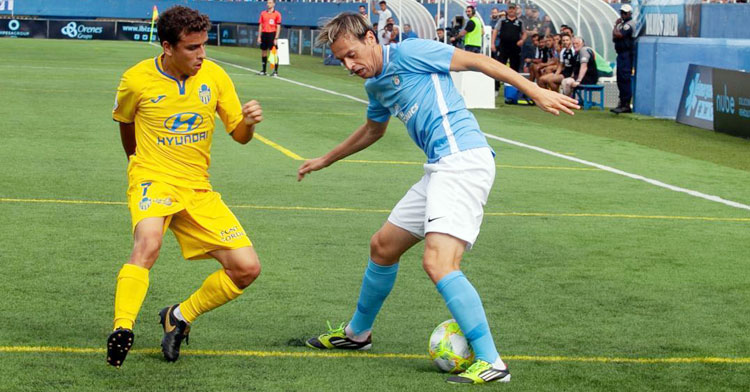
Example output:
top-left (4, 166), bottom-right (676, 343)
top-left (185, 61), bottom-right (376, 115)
top-left (107, 6), bottom-right (264, 367)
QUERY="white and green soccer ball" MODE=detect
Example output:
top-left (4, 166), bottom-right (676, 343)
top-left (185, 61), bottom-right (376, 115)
top-left (428, 319), bottom-right (475, 373)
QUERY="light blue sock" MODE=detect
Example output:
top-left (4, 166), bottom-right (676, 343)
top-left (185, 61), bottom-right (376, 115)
top-left (436, 270), bottom-right (499, 364)
top-left (349, 259), bottom-right (400, 335)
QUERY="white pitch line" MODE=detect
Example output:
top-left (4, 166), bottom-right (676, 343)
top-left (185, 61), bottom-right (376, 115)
top-left (483, 134), bottom-right (750, 212)
top-left (209, 57), bottom-right (368, 104)
top-left (207, 52), bottom-right (750, 212)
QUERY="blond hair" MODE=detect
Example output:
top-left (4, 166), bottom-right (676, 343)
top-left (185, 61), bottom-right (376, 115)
top-left (316, 12), bottom-right (373, 47)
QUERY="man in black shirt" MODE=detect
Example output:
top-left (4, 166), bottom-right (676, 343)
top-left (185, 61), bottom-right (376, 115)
top-left (492, 3), bottom-right (525, 72)
top-left (611, 4), bottom-right (636, 113)
top-left (561, 37), bottom-right (599, 96)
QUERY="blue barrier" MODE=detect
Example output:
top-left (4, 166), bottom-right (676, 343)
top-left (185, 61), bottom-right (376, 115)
top-left (634, 36), bottom-right (750, 118)
top-left (700, 4), bottom-right (750, 39)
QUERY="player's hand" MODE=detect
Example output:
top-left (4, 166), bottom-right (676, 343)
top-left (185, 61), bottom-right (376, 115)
top-left (297, 157), bottom-right (328, 182)
top-left (529, 87), bottom-right (579, 116)
top-left (242, 100), bottom-right (263, 126)
top-left (516, 39), bottom-right (523, 47)
top-left (571, 81), bottom-right (580, 88)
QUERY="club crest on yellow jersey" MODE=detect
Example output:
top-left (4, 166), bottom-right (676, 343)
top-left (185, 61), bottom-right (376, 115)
top-left (199, 84), bottom-right (211, 105)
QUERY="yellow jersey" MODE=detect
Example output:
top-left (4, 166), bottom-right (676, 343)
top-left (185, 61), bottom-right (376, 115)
top-left (113, 56), bottom-right (244, 190)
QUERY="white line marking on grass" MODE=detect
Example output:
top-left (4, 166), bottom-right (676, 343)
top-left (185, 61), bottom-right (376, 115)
top-left (483, 133), bottom-right (750, 212)
top-left (208, 58), bottom-right (368, 104)
top-left (183, 54), bottom-right (750, 212)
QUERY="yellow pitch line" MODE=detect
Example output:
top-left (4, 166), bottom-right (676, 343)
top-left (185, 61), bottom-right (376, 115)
top-left (2, 198), bottom-right (749, 222)
top-left (253, 133), bottom-right (305, 160)
top-left (231, 204), bottom-right (390, 214)
top-left (0, 346), bottom-right (748, 364)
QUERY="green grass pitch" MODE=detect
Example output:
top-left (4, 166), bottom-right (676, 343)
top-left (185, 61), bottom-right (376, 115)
top-left (1, 38), bottom-right (749, 391)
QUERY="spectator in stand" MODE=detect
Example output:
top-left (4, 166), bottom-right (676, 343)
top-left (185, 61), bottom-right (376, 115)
top-left (402, 23), bottom-right (418, 40)
top-left (492, 3), bottom-right (525, 71)
top-left (537, 34), bottom-right (559, 80)
top-left (372, 0), bottom-right (392, 45)
top-left (540, 14), bottom-right (556, 36)
top-left (538, 32), bottom-right (574, 92)
top-left (435, 11), bottom-right (445, 30)
top-left (526, 34), bottom-right (547, 82)
top-left (390, 20), bottom-right (400, 43)
top-left (561, 36), bottom-right (599, 97)
top-left (560, 24), bottom-right (574, 37)
top-left (435, 27), bottom-right (445, 42)
top-left (611, 4), bottom-right (636, 113)
top-left (520, 5), bottom-right (540, 72)
top-left (450, 6), bottom-right (483, 53)
top-left (359, 5), bottom-right (369, 21)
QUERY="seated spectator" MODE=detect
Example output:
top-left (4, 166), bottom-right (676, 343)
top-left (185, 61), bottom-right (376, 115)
top-left (538, 33), bottom-right (574, 92)
top-left (537, 35), bottom-right (559, 79)
top-left (526, 34), bottom-right (548, 82)
top-left (561, 36), bottom-right (599, 97)
top-left (402, 23), bottom-right (418, 40)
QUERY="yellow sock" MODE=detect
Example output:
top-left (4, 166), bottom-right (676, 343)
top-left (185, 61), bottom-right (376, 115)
top-left (113, 264), bottom-right (150, 330)
top-left (179, 269), bottom-right (244, 324)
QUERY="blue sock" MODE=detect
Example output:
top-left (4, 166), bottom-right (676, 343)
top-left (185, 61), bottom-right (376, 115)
top-left (436, 270), bottom-right (499, 364)
top-left (349, 259), bottom-right (399, 335)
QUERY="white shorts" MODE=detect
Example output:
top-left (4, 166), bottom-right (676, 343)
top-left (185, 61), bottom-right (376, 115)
top-left (387, 147), bottom-right (495, 249)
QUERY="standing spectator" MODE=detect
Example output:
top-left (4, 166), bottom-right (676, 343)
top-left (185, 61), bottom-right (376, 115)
top-left (450, 6), bottom-right (483, 53)
top-left (492, 3), bottom-right (525, 71)
top-left (359, 5), bottom-right (369, 22)
top-left (561, 37), bottom-right (599, 97)
top-left (611, 4), bottom-right (635, 113)
top-left (373, 0), bottom-right (392, 45)
top-left (403, 23), bottom-right (418, 40)
top-left (540, 15), bottom-right (556, 36)
top-left (257, 0), bottom-right (281, 76)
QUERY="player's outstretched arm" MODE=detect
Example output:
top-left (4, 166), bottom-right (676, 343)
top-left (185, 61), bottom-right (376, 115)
top-left (297, 119), bottom-right (388, 181)
top-left (231, 100), bottom-right (263, 144)
top-left (119, 122), bottom-right (136, 159)
top-left (450, 49), bottom-right (579, 116)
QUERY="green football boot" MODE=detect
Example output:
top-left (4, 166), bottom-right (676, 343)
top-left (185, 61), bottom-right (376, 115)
top-left (446, 359), bottom-right (511, 384)
top-left (306, 322), bottom-right (372, 350)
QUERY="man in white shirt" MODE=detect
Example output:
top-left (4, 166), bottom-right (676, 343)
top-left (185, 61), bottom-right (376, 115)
top-left (373, 0), bottom-right (392, 45)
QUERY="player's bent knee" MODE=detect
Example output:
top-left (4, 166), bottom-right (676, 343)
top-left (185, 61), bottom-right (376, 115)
top-left (369, 232), bottom-right (398, 265)
top-left (129, 236), bottom-right (162, 267)
top-left (230, 258), bottom-right (261, 289)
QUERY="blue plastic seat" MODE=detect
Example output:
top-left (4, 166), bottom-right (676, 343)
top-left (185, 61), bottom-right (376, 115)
top-left (574, 84), bottom-right (604, 110)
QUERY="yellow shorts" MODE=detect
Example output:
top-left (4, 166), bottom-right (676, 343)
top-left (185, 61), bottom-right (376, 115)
top-left (127, 180), bottom-right (252, 260)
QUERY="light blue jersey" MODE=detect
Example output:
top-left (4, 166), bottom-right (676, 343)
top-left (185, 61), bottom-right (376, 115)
top-left (365, 39), bottom-right (493, 163)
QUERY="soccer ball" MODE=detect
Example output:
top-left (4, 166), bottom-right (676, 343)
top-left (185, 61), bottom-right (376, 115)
top-left (428, 319), bottom-right (475, 373)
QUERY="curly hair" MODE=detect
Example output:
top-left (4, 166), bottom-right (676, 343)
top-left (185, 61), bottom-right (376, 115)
top-left (157, 6), bottom-right (211, 46)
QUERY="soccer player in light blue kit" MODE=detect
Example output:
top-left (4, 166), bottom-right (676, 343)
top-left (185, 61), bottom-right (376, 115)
top-left (298, 13), bottom-right (578, 384)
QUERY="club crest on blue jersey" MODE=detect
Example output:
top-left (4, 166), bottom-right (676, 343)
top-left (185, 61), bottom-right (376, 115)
top-left (164, 112), bottom-right (204, 133)
top-left (392, 75), bottom-right (400, 86)
top-left (199, 84), bottom-right (211, 105)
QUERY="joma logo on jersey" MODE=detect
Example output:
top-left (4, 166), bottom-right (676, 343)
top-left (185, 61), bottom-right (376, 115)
top-left (164, 112), bottom-right (204, 133)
